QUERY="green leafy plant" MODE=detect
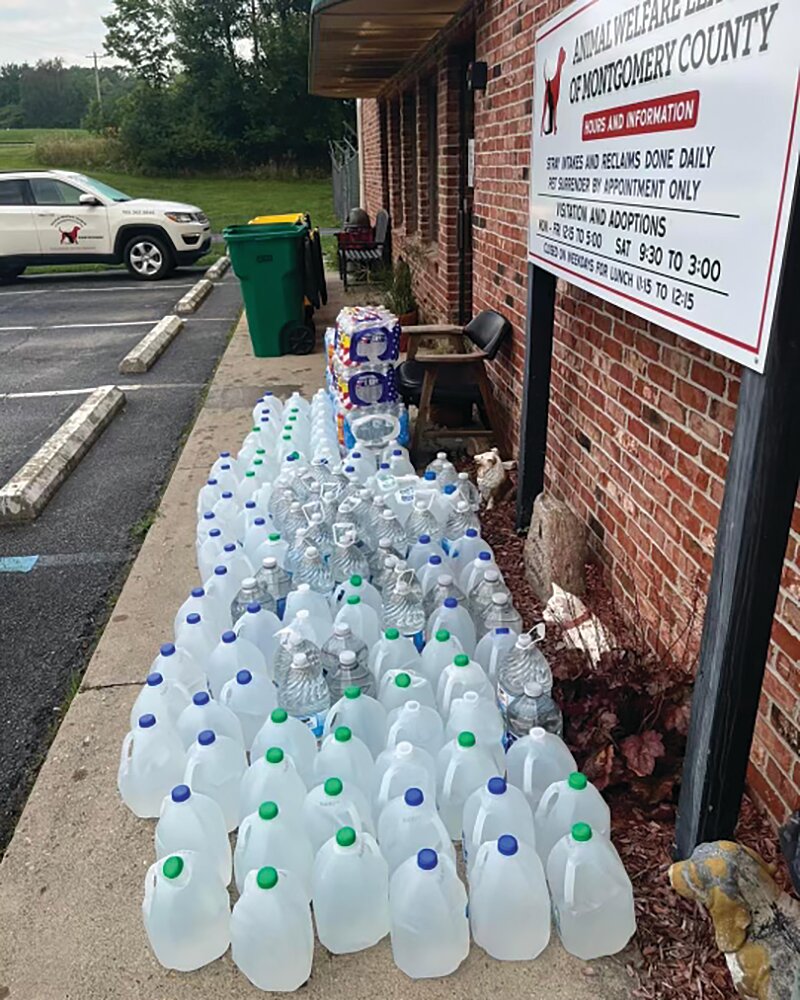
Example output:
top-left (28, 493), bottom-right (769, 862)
top-left (383, 258), bottom-right (417, 316)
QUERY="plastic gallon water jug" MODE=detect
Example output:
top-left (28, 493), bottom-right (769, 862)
top-left (250, 708), bottom-right (318, 786)
top-left (506, 727), bottom-right (577, 812)
top-left (474, 626), bottom-right (518, 684)
top-left (462, 777), bottom-right (535, 874)
top-left (312, 826), bottom-right (390, 953)
top-left (219, 669), bottom-right (276, 748)
top-left (377, 787), bottom-right (456, 875)
top-left (546, 823), bottom-right (636, 959)
top-left (142, 852), bottom-right (230, 971)
top-left (118, 714), bottom-right (185, 818)
top-left (176, 690), bottom-right (244, 750)
top-left (334, 594), bottom-right (381, 648)
top-left (436, 731), bottom-right (497, 840)
top-left (150, 641), bottom-right (206, 697)
top-left (385, 699), bottom-right (445, 759)
top-left (207, 630), bottom-right (267, 699)
top-left (461, 550), bottom-right (501, 597)
top-left (230, 866), bottom-right (313, 992)
top-left (156, 784), bottom-right (231, 886)
top-left (407, 534), bottom-right (444, 573)
top-left (506, 681), bottom-right (563, 743)
top-left (496, 632), bottom-right (552, 711)
top-left (436, 654), bottom-right (494, 717)
top-left (535, 772), bottom-right (611, 864)
top-left (369, 627), bottom-right (420, 682)
top-left (183, 729), bottom-right (247, 832)
top-left (419, 628), bottom-right (463, 685)
top-left (313, 726), bottom-right (374, 798)
top-left (378, 669), bottom-right (437, 713)
top-left (334, 573), bottom-right (384, 619)
top-left (233, 602), bottom-right (281, 672)
top-left (373, 740), bottom-right (437, 817)
top-left (130, 673), bottom-right (191, 731)
top-left (448, 528), bottom-right (485, 580)
top-left (285, 583), bottom-right (333, 629)
top-left (324, 687), bottom-right (387, 758)
top-left (174, 587), bottom-right (226, 640)
top-left (445, 690), bottom-right (505, 772)
top-left (239, 746), bottom-right (307, 824)
top-left (175, 611), bottom-right (217, 670)
top-left (302, 777), bottom-right (375, 854)
top-left (389, 849), bottom-right (469, 979)
top-left (469, 834), bottom-right (550, 960)
top-left (279, 651), bottom-right (330, 739)
top-left (427, 598), bottom-right (476, 656)
top-left (234, 800), bottom-right (314, 896)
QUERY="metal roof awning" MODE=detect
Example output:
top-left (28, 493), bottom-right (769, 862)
top-left (309, 0), bottom-right (465, 98)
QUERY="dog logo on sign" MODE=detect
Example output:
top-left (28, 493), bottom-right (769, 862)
top-left (541, 47), bottom-right (567, 136)
top-left (59, 224), bottom-right (81, 245)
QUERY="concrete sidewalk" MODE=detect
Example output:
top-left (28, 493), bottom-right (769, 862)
top-left (0, 289), bottom-right (632, 999)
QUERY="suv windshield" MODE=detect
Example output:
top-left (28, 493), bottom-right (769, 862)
top-left (73, 174), bottom-right (132, 202)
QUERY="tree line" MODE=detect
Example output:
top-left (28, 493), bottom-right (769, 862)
top-left (0, 61), bottom-right (132, 129)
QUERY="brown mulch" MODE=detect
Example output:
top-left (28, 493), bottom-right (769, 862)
top-left (477, 482), bottom-right (794, 1000)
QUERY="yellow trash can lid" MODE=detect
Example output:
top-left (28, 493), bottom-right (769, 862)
top-left (249, 213), bottom-right (305, 225)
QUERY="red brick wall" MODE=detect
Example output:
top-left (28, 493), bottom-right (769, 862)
top-left (358, 0), bottom-right (800, 828)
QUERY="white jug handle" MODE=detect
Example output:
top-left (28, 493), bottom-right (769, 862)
top-left (441, 674), bottom-right (455, 715)
top-left (377, 767), bottom-right (395, 805)
top-left (238, 818), bottom-right (251, 854)
top-left (531, 623), bottom-right (546, 643)
top-left (143, 866), bottom-right (158, 916)
top-left (536, 782), bottom-right (558, 823)
top-left (184, 756), bottom-right (199, 790)
top-left (565, 854), bottom-right (581, 908)
top-left (119, 731), bottom-right (134, 775)
top-left (472, 803), bottom-right (489, 846)
top-left (385, 719), bottom-right (400, 747)
top-left (219, 685), bottom-right (232, 708)
top-left (522, 752), bottom-right (537, 799)
top-left (442, 758), bottom-right (458, 800)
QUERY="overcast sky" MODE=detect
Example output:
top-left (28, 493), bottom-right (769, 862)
top-left (0, 0), bottom-right (113, 67)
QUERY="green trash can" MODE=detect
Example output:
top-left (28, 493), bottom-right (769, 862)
top-left (223, 221), bottom-right (312, 357)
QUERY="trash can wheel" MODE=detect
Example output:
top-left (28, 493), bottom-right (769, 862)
top-left (284, 320), bottom-right (316, 356)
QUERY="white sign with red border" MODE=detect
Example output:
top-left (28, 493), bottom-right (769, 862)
top-left (528, 0), bottom-right (800, 372)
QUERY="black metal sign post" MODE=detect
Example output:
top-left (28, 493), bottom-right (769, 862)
top-left (515, 262), bottom-right (556, 531)
top-left (674, 173), bottom-right (800, 858)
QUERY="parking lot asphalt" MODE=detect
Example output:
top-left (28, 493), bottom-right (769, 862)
top-left (0, 266), bottom-right (243, 852)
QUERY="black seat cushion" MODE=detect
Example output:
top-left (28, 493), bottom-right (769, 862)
top-left (396, 358), bottom-right (482, 405)
top-left (464, 310), bottom-right (511, 359)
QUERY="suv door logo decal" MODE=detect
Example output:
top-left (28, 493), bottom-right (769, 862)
top-left (51, 215), bottom-right (87, 244)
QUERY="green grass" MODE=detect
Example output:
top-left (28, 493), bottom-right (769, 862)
top-left (0, 127), bottom-right (89, 144)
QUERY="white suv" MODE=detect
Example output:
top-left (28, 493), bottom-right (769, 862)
top-left (0, 169), bottom-right (212, 283)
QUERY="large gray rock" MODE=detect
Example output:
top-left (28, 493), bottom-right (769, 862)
top-left (523, 494), bottom-right (587, 602)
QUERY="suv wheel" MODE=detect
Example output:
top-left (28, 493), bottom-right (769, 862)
top-left (124, 234), bottom-right (173, 281)
top-left (0, 265), bottom-right (24, 285)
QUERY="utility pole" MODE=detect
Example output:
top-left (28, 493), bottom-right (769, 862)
top-left (87, 52), bottom-right (103, 108)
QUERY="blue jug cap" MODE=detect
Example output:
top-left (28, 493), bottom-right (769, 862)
top-left (424, 471), bottom-right (436, 481)
top-left (417, 848), bottom-right (438, 870)
top-left (221, 491), bottom-right (233, 499)
top-left (193, 691), bottom-right (210, 706)
top-left (380, 463), bottom-right (390, 470)
top-left (203, 511), bottom-right (215, 521)
top-left (220, 451), bottom-right (231, 458)
top-left (352, 451), bottom-right (362, 458)
top-left (255, 517), bottom-right (266, 525)
top-left (392, 449), bottom-right (402, 455)
top-left (466, 528), bottom-right (478, 537)
top-left (246, 602), bottom-right (262, 614)
top-left (160, 642), bottom-right (175, 656)
top-left (429, 555), bottom-right (442, 565)
top-left (344, 465), bottom-right (355, 473)
top-left (221, 464), bottom-right (231, 471)
top-left (419, 534), bottom-right (431, 544)
top-left (495, 627), bottom-right (510, 635)
top-left (222, 630), bottom-right (236, 643)
top-left (146, 672), bottom-right (163, 687)
top-left (186, 613), bottom-right (201, 625)
top-left (198, 729), bottom-right (216, 746)
top-left (171, 784), bottom-right (191, 803)
top-left (479, 551), bottom-right (491, 560)
top-left (236, 669), bottom-right (252, 685)
top-left (209, 528), bottom-right (221, 538)
top-left (223, 543), bottom-right (236, 553)
top-left (138, 713), bottom-right (156, 728)
top-left (405, 788), bottom-right (424, 807)
top-left (498, 834), bottom-right (519, 857)
top-left (191, 587), bottom-right (205, 597)
top-left (206, 479), bottom-right (217, 486)
top-left (443, 484), bottom-right (456, 494)
top-left (245, 501), bottom-right (257, 509)
top-left (214, 566), bottom-right (227, 576)
top-left (444, 597), bottom-right (458, 609)
top-left (488, 776), bottom-right (507, 795)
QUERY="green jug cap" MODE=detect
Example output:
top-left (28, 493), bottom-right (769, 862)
top-left (256, 866), bottom-right (279, 890)
top-left (334, 726), bottom-right (352, 743)
top-left (253, 459), bottom-right (263, 466)
top-left (572, 822), bottom-right (592, 842)
top-left (245, 470), bottom-right (256, 478)
top-left (266, 747), bottom-right (284, 764)
top-left (568, 772), bottom-right (588, 791)
top-left (454, 654), bottom-right (469, 667)
top-left (162, 856), bottom-right (184, 880)
top-left (271, 708), bottom-right (288, 723)
top-left (350, 574), bottom-right (363, 586)
top-left (288, 451), bottom-right (300, 460)
top-left (458, 731), bottom-right (476, 748)
top-left (259, 801), bottom-right (279, 821)
top-left (385, 628), bottom-right (400, 640)
top-left (281, 434), bottom-right (291, 441)
top-left (435, 629), bottom-right (450, 642)
top-left (395, 672), bottom-right (411, 689)
top-left (344, 686), bottom-right (362, 700)
top-left (269, 532), bottom-right (281, 541)
top-left (347, 595), bottom-right (361, 605)
top-left (324, 777), bottom-right (343, 796)
top-left (336, 826), bottom-right (356, 848)
top-left (255, 448), bottom-right (266, 455)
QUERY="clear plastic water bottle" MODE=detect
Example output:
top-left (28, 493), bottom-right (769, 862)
top-left (435, 731), bottom-right (497, 839)
top-left (272, 630), bottom-right (321, 692)
top-left (306, 511), bottom-right (334, 559)
top-left (231, 577), bottom-right (273, 624)
top-left (324, 686), bottom-right (387, 758)
top-left (506, 727), bottom-right (577, 812)
top-left (231, 866), bottom-right (314, 991)
top-left (460, 549), bottom-right (501, 595)
top-left (496, 632), bottom-right (552, 711)
top-left (293, 545), bottom-right (334, 596)
top-left (279, 651), bottom-right (330, 740)
top-left (454, 472), bottom-right (481, 510)
top-left (118, 714), bottom-right (186, 818)
top-left (426, 452), bottom-right (458, 487)
top-left (389, 848), bottom-right (469, 979)
top-left (156, 784), bottom-right (231, 886)
top-left (328, 648), bottom-right (375, 701)
top-left (534, 771), bottom-right (611, 864)
top-left (424, 574), bottom-right (466, 619)
top-left (254, 556), bottom-right (291, 618)
top-left (469, 834), bottom-right (551, 960)
top-left (183, 728), bottom-right (247, 832)
top-left (480, 591), bottom-right (523, 639)
top-left (312, 826), bottom-right (390, 953)
top-left (372, 545), bottom-right (399, 592)
top-left (469, 569), bottom-right (506, 619)
top-left (250, 707), bottom-right (318, 786)
top-left (234, 801), bottom-right (314, 896)
top-left (383, 578), bottom-right (426, 649)
top-left (142, 852), bottom-right (230, 972)
top-left (130, 672), bottom-right (191, 731)
top-left (285, 526), bottom-right (310, 577)
top-left (405, 500), bottom-right (442, 547)
top-left (373, 740), bottom-right (437, 818)
top-left (303, 777), bottom-right (376, 854)
top-left (321, 622), bottom-right (368, 677)
top-left (462, 777), bottom-right (536, 875)
top-left (378, 507), bottom-right (408, 554)
top-left (377, 787), bottom-right (455, 874)
top-left (176, 690), bottom-right (245, 750)
top-left (443, 501), bottom-right (479, 552)
top-left (546, 823), bottom-right (636, 959)
top-left (507, 680), bottom-right (563, 744)
top-left (219, 669), bottom-right (277, 748)
top-left (385, 699), bottom-right (445, 759)
top-left (239, 746), bottom-right (307, 824)
top-left (330, 528), bottom-right (370, 584)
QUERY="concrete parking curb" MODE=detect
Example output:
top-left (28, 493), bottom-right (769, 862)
top-left (0, 385), bottom-right (125, 524)
top-left (175, 278), bottom-right (214, 314)
top-left (118, 315), bottom-right (184, 374)
top-left (205, 255), bottom-right (230, 281)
